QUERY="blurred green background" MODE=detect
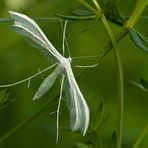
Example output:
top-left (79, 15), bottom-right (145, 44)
top-left (0, 0), bottom-right (148, 148)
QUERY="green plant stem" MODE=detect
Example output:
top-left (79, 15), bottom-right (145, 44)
top-left (126, 0), bottom-right (148, 28)
top-left (0, 96), bottom-right (56, 144)
top-left (101, 18), bottom-right (124, 148)
top-left (92, 1), bottom-right (124, 148)
top-left (132, 124), bottom-right (148, 148)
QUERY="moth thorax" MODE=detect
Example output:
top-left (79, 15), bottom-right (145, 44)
top-left (59, 57), bottom-right (71, 70)
top-left (67, 57), bottom-right (72, 63)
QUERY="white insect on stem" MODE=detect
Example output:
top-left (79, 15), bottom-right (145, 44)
top-left (0, 11), bottom-right (91, 143)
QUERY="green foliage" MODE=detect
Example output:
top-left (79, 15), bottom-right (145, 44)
top-left (129, 28), bottom-right (148, 52)
top-left (76, 142), bottom-right (93, 148)
top-left (109, 131), bottom-right (117, 148)
top-left (91, 100), bottom-right (104, 130)
top-left (130, 78), bottom-right (148, 94)
top-left (0, 89), bottom-right (15, 110)
top-left (140, 78), bottom-right (148, 90)
top-left (0, 0), bottom-right (148, 148)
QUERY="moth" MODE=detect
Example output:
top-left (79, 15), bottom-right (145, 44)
top-left (8, 11), bottom-right (90, 142)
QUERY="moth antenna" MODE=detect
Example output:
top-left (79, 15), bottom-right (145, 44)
top-left (56, 75), bottom-right (65, 144)
top-left (61, 19), bottom-right (71, 57)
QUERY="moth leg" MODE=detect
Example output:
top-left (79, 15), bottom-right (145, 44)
top-left (72, 55), bottom-right (99, 60)
top-left (56, 75), bottom-right (65, 143)
top-left (0, 63), bottom-right (57, 88)
top-left (73, 63), bottom-right (99, 68)
top-left (37, 67), bottom-right (44, 80)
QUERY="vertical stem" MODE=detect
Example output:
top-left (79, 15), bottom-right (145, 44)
top-left (101, 15), bottom-right (124, 148)
top-left (92, 1), bottom-right (124, 148)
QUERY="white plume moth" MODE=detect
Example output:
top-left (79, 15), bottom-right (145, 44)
top-left (8, 11), bottom-right (90, 142)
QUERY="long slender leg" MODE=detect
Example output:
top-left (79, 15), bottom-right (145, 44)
top-left (73, 63), bottom-right (99, 68)
top-left (56, 75), bottom-right (65, 143)
top-left (37, 67), bottom-right (44, 80)
top-left (72, 55), bottom-right (99, 60)
top-left (0, 63), bottom-right (57, 88)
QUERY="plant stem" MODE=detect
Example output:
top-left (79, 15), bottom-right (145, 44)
top-left (92, 1), bottom-right (124, 148)
top-left (132, 124), bottom-right (148, 148)
top-left (0, 96), bottom-right (56, 144)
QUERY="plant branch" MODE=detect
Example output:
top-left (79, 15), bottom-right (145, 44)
top-left (0, 96), bottom-right (56, 144)
top-left (132, 124), bottom-right (148, 148)
top-left (90, 1), bottom-right (124, 148)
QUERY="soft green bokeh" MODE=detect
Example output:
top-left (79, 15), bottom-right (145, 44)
top-left (0, 0), bottom-right (148, 148)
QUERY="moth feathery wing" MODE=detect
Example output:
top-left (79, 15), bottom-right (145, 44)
top-left (33, 65), bottom-right (62, 100)
top-left (9, 11), bottom-right (63, 62)
top-left (65, 66), bottom-right (89, 135)
top-left (10, 24), bottom-right (57, 61)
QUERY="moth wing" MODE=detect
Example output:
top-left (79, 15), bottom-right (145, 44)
top-left (9, 11), bottom-right (63, 62)
top-left (65, 68), bottom-right (89, 135)
top-left (11, 25), bottom-right (56, 62)
top-left (33, 66), bottom-right (61, 100)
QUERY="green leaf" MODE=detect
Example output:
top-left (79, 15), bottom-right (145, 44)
top-left (140, 78), bottom-right (148, 90)
top-left (80, 16), bottom-right (98, 33)
top-left (76, 142), bottom-right (93, 148)
top-left (104, 1), bottom-right (124, 26)
top-left (130, 80), bottom-right (148, 94)
top-left (73, 9), bottom-right (93, 16)
top-left (132, 124), bottom-right (148, 148)
top-left (86, 131), bottom-right (104, 147)
top-left (0, 89), bottom-right (15, 110)
top-left (91, 100), bottom-right (104, 130)
top-left (129, 28), bottom-right (148, 52)
top-left (109, 130), bottom-right (117, 148)
top-left (56, 14), bottom-right (95, 20)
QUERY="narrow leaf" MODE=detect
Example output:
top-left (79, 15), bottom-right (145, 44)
top-left (129, 28), bottom-right (148, 52)
top-left (130, 80), bottom-right (148, 94)
top-left (132, 124), bottom-right (148, 148)
top-left (86, 131), bottom-right (104, 147)
top-left (76, 142), bottom-right (93, 148)
top-left (92, 100), bottom-right (104, 130)
top-left (33, 66), bottom-right (61, 100)
top-left (0, 89), bottom-right (15, 110)
top-left (140, 78), bottom-right (148, 90)
top-left (109, 130), bottom-right (117, 148)
top-left (57, 14), bottom-right (95, 20)
top-left (73, 9), bottom-right (93, 16)
top-left (80, 16), bottom-right (98, 33)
